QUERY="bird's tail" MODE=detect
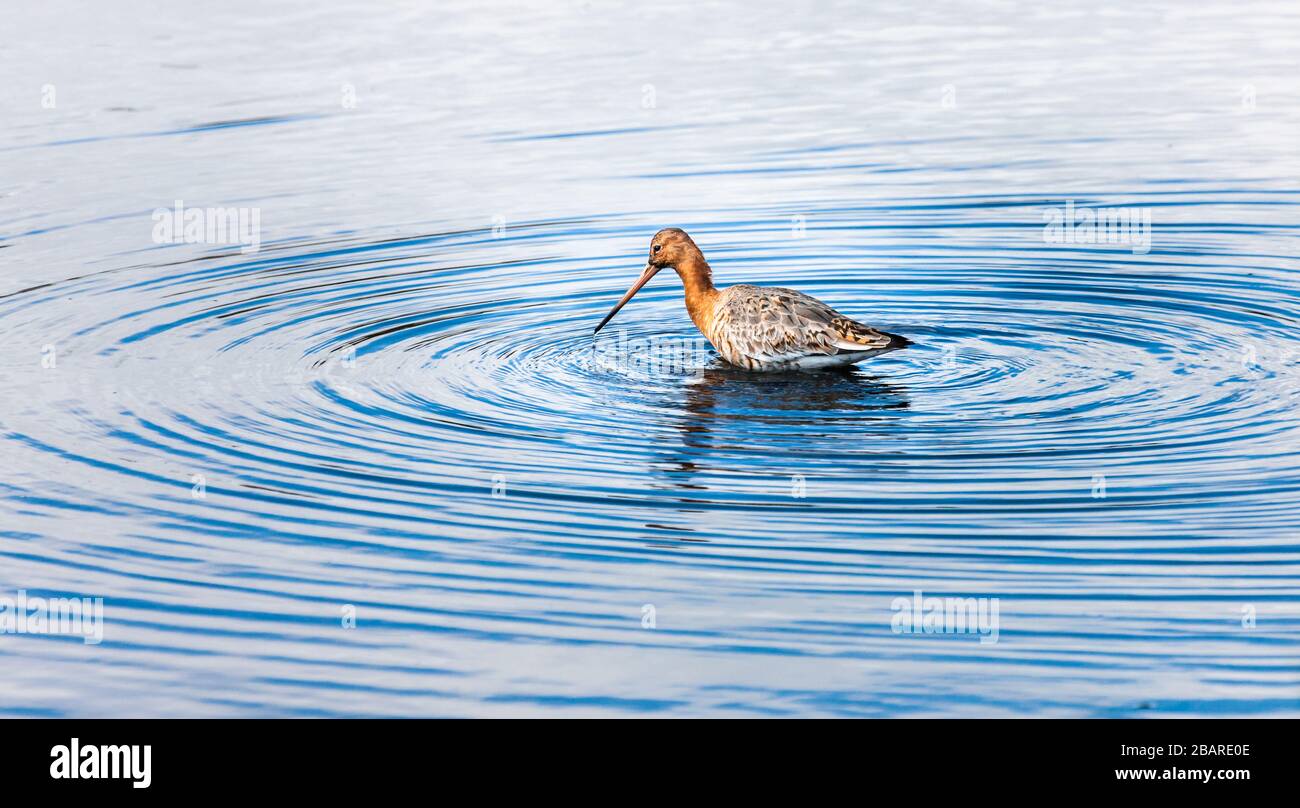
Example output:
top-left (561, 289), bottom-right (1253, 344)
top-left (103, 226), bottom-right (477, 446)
top-left (882, 331), bottom-right (913, 351)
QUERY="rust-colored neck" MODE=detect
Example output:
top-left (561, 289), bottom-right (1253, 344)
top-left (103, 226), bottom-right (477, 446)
top-left (675, 251), bottom-right (718, 328)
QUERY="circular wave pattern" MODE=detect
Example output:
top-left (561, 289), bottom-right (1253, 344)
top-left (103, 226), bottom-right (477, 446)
top-left (3, 206), bottom-right (1300, 717)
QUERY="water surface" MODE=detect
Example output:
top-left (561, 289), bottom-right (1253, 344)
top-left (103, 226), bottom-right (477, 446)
top-left (2, 1), bottom-right (1299, 716)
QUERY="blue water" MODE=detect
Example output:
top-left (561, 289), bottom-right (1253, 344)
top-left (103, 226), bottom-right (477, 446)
top-left (2, 1), bottom-right (1299, 716)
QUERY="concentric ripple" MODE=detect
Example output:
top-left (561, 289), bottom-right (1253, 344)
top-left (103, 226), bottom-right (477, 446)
top-left (3, 203), bottom-right (1300, 716)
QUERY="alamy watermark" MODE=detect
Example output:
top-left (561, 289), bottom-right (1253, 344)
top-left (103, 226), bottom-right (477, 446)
top-left (1043, 200), bottom-right (1151, 255)
top-left (891, 589), bottom-right (999, 644)
top-left (0, 590), bottom-right (103, 644)
top-left (594, 328), bottom-right (713, 374)
top-left (152, 199), bottom-right (261, 253)
top-left (50, 738), bottom-right (150, 788)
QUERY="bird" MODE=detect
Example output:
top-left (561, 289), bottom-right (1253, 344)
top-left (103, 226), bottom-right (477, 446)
top-left (593, 228), bottom-right (911, 371)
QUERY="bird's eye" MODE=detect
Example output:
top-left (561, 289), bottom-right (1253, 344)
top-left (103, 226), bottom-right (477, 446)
top-left (653, 244), bottom-right (661, 252)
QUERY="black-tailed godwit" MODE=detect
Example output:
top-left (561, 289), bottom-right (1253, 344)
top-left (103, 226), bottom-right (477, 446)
top-left (594, 228), bottom-right (911, 371)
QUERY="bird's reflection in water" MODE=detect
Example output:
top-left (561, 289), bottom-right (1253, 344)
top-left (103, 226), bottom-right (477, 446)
top-left (645, 361), bottom-right (911, 534)
top-left (680, 362), bottom-right (909, 431)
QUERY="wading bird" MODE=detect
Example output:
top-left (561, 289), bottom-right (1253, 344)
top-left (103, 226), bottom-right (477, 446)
top-left (594, 228), bottom-right (911, 371)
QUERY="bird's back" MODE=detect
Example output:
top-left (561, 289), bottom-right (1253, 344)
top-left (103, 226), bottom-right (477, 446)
top-left (703, 284), bottom-right (908, 370)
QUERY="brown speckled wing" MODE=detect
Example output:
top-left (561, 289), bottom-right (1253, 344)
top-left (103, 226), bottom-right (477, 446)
top-left (709, 285), bottom-right (892, 367)
top-left (829, 314), bottom-right (895, 350)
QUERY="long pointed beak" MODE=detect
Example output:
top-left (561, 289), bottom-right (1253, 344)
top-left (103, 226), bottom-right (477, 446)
top-left (594, 264), bottom-right (659, 334)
